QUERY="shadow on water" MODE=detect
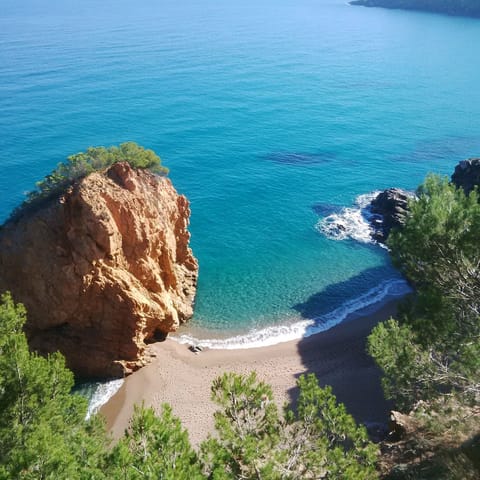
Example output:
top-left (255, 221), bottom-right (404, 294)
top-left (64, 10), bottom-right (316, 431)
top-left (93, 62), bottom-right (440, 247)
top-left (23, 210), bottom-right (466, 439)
top-left (287, 266), bottom-right (401, 431)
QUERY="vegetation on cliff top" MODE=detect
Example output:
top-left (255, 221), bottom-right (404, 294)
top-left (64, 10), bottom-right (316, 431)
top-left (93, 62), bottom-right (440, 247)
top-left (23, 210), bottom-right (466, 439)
top-left (9, 142), bottom-right (168, 221)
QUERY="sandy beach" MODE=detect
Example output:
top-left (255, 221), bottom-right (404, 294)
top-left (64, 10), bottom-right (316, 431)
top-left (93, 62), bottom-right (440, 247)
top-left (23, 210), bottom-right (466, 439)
top-left (101, 300), bottom-right (399, 446)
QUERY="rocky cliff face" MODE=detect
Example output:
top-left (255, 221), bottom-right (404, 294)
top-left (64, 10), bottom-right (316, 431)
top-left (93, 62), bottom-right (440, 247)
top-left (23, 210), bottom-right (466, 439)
top-left (0, 162), bottom-right (198, 377)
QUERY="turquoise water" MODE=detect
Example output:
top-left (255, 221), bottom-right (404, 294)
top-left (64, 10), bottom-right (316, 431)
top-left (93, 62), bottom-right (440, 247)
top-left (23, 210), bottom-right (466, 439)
top-left (1, 0), bottom-right (480, 345)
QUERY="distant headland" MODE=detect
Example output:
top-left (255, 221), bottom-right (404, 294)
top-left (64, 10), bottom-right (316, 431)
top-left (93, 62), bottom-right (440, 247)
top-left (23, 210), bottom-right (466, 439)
top-left (350, 0), bottom-right (480, 18)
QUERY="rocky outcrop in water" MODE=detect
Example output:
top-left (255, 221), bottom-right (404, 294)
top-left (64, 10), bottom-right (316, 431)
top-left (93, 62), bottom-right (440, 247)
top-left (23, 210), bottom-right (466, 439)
top-left (451, 158), bottom-right (480, 196)
top-left (350, 0), bottom-right (480, 18)
top-left (369, 188), bottom-right (411, 243)
top-left (0, 162), bottom-right (198, 378)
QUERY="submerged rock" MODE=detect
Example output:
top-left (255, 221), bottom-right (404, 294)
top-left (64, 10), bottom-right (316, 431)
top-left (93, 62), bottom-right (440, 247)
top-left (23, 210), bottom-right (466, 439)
top-left (0, 162), bottom-right (198, 378)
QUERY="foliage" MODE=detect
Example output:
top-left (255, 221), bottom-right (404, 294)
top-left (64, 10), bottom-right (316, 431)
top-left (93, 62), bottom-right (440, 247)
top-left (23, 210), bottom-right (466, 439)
top-left (0, 292), bottom-right (109, 479)
top-left (368, 175), bottom-right (480, 410)
top-left (201, 372), bottom-right (378, 480)
top-left (367, 174), bottom-right (480, 478)
top-left (379, 399), bottom-right (480, 480)
top-left (0, 294), bottom-right (378, 478)
top-left (11, 142), bottom-right (168, 220)
top-left (108, 404), bottom-right (204, 480)
top-left (389, 174), bottom-right (480, 340)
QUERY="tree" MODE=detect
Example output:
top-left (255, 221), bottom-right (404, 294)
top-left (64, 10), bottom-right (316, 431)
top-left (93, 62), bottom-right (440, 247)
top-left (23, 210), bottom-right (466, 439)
top-left (0, 292), bottom-right (109, 479)
top-left (368, 175), bottom-right (480, 408)
top-left (389, 174), bottom-right (480, 341)
top-left (200, 372), bottom-right (378, 480)
top-left (11, 142), bottom-right (168, 220)
top-left (108, 404), bottom-right (205, 480)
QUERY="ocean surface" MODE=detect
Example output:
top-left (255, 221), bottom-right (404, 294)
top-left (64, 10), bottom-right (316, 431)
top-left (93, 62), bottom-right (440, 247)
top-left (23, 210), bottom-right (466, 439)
top-left (1, 0), bottom-right (480, 351)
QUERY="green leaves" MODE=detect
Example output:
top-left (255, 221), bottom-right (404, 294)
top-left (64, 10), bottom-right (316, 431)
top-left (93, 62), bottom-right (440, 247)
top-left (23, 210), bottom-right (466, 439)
top-left (12, 142), bottom-right (168, 220)
top-left (0, 293), bottom-right (108, 479)
top-left (202, 372), bottom-right (378, 480)
top-left (371, 174), bottom-right (480, 410)
top-left (388, 174), bottom-right (480, 338)
top-left (202, 372), bottom-right (281, 480)
top-left (0, 295), bottom-right (378, 478)
top-left (368, 319), bottom-right (435, 409)
top-left (284, 374), bottom-right (378, 480)
top-left (108, 404), bottom-right (204, 480)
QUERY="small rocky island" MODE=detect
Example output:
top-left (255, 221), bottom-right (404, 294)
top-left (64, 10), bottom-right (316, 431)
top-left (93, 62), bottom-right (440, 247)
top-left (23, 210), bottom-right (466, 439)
top-left (368, 157), bottom-right (480, 242)
top-left (369, 188), bottom-right (411, 243)
top-left (350, 0), bottom-right (480, 18)
top-left (0, 159), bottom-right (198, 377)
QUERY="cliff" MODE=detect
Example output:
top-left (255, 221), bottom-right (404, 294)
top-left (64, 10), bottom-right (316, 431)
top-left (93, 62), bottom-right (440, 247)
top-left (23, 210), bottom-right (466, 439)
top-left (0, 162), bottom-right (198, 378)
top-left (350, 0), bottom-right (480, 18)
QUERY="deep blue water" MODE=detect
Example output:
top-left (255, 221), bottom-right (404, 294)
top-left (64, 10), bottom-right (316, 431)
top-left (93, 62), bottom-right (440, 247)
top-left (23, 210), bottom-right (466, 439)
top-left (1, 0), bottom-right (480, 346)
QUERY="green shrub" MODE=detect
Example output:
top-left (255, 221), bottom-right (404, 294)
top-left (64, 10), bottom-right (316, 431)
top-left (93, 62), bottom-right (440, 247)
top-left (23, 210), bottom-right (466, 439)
top-left (9, 142), bottom-right (168, 221)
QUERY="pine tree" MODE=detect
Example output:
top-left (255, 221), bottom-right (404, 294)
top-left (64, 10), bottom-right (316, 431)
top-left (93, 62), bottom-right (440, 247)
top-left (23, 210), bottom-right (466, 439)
top-left (108, 404), bottom-right (205, 480)
top-left (200, 372), bottom-right (378, 479)
top-left (369, 175), bottom-right (480, 409)
top-left (0, 292), bottom-right (109, 479)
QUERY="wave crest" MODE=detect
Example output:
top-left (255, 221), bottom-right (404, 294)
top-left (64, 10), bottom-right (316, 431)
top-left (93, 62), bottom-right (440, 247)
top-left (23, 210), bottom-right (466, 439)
top-left (85, 379), bottom-right (124, 420)
top-left (172, 278), bottom-right (411, 350)
top-left (316, 191), bottom-right (381, 244)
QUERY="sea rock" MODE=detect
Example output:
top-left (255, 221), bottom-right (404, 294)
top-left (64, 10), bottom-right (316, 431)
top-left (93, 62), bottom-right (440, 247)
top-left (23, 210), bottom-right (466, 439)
top-left (0, 162), bottom-right (198, 378)
top-left (451, 158), bottom-right (480, 196)
top-left (369, 188), bottom-right (411, 243)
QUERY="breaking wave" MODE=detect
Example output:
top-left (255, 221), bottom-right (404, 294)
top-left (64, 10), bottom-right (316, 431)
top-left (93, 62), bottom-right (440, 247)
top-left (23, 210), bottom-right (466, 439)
top-left (85, 379), bottom-right (124, 420)
top-left (316, 191), bottom-right (381, 244)
top-left (172, 278), bottom-right (411, 350)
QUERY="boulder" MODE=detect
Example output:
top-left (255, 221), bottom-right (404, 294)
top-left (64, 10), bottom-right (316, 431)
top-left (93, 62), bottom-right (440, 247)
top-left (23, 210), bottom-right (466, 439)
top-left (369, 188), bottom-right (411, 243)
top-left (451, 158), bottom-right (480, 196)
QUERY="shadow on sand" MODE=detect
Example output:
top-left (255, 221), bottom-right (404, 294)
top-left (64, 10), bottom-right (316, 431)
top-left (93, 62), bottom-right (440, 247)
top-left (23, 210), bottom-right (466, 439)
top-left (287, 267), bottom-right (402, 431)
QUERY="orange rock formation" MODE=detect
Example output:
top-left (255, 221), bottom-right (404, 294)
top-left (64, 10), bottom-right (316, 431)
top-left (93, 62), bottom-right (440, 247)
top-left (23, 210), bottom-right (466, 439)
top-left (0, 162), bottom-right (198, 377)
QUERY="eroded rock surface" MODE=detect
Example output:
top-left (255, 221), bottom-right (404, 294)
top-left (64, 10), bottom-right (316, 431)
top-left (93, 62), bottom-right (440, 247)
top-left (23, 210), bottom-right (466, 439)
top-left (0, 162), bottom-right (198, 377)
top-left (370, 188), bottom-right (411, 243)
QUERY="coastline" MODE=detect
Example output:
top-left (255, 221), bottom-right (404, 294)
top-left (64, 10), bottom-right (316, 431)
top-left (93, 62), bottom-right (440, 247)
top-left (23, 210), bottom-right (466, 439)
top-left (349, 0), bottom-right (480, 19)
top-left (101, 297), bottom-right (401, 446)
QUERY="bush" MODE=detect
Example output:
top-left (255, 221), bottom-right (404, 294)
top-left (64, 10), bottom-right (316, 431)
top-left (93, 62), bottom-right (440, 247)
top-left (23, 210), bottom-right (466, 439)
top-left (9, 142), bottom-right (168, 221)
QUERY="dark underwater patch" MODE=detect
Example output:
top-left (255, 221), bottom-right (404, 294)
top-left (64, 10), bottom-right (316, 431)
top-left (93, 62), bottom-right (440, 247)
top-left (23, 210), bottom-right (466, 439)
top-left (263, 151), bottom-right (336, 166)
top-left (391, 135), bottom-right (480, 164)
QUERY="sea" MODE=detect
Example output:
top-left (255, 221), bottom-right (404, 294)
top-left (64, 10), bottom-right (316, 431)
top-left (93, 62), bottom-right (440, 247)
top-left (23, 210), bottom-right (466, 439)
top-left (1, 0), bottom-right (480, 410)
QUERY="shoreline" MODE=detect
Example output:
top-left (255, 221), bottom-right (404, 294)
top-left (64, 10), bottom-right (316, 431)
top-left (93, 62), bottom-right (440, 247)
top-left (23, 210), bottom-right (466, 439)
top-left (170, 278), bottom-right (410, 350)
top-left (101, 297), bottom-right (401, 446)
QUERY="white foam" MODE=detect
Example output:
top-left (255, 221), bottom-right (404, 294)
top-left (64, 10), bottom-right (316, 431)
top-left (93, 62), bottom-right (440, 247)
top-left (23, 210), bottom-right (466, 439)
top-left (171, 278), bottom-right (411, 350)
top-left (85, 378), bottom-right (124, 420)
top-left (316, 191), bottom-right (381, 244)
